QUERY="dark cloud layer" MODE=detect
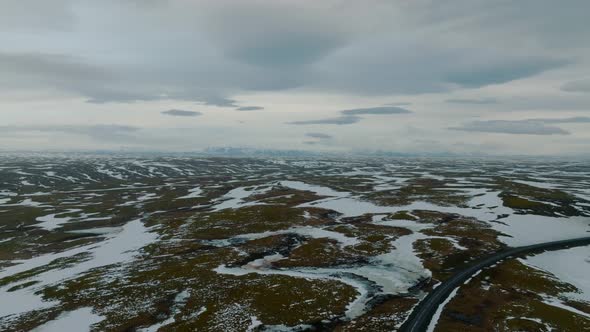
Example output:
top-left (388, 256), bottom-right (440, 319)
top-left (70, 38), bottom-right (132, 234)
top-left (290, 106), bottom-right (412, 126)
top-left (289, 115), bottom-right (361, 126)
top-left (306, 132), bottom-right (332, 139)
top-left (449, 117), bottom-right (590, 135)
top-left (341, 106), bottom-right (412, 116)
top-left (536, 117), bottom-right (590, 124)
top-left (0, 1), bottom-right (582, 104)
top-left (444, 58), bottom-right (568, 88)
top-left (236, 106), bottom-right (264, 111)
top-left (446, 98), bottom-right (499, 104)
top-left (561, 79), bottom-right (590, 93)
top-left (449, 120), bottom-right (568, 135)
top-left (0, 124), bottom-right (140, 141)
top-left (200, 97), bottom-right (238, 108)
top-left (161, 109), bottom-right (202, 117)
top-left (304, 132), bottom-right (333, 145)
top-left (204, 2), bottom-right (347, 68)
top-left (385, 102), bottom-right (412, 106)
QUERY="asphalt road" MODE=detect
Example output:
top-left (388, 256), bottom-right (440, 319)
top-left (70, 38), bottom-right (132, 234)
top-left (399, 236), bottom-right (590, 332)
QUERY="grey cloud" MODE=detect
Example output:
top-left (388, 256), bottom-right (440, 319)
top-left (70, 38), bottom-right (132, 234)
top-left (0, 52), bottom-right (110, 90)
top-left (535, 117), bottom-right (590, 124)
top-left (311, 40), bottom-right (570, 94)
top-left (290, 105), bottom-right (412, 126)
top-left (448, 117), bottom-right (590, 135)
top-left (0, 0), bottom-right (75, 31)
top-left (161, 109), bottom-right (202, 117)
top-left (492, 94), bottom-right (590, 112)
top-left (0, 51), bottom-right (262, 105)
top-left (288, 115), bottom-right (361, 126)
top-left (455, 116), bottom-right (590, 135)
top-left (200, 96), bottom-right (238, 108)
top-left (66, 125), bottom-right (140, 140)
top-left (236, 106), bottom-right (264, 111)
top-left (202, 2), bottom-right (347, 67)
top-left (225, 28), bottom-right (343, 68)
top-left (0, 52), bottom-right (166, 104)
top-left (341, 106), bottom-right (412, 116)
top-left (306, 133), bottom-right (332, 139)
top-left (409, 1), bottom-right (590, 49)
top-left (289, 105), bottom-right (412, 126)
top-left (304, 132), bottom-right (333, 146)
top-left (446, 98), bottom-right (499, 104)
top-left (0, 124), bottom-right (140, 141)
top-left (445, 57), bottom-right (569, 88)
top-left (0, 53), bottom-right (104, 80)
top-left (0, 1), bottom-right (583, 103)
top-left (562, 79), bottom-right (590, 93)
top-left (3, 1), bottom-right (590, 155)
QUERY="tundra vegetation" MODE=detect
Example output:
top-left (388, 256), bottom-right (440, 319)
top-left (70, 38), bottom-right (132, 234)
top-left (0, 155), bottom-right (588, 331)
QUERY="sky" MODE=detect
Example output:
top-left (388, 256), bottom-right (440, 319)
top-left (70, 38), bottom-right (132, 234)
top-left (1, 0), bottom-right (589, 156)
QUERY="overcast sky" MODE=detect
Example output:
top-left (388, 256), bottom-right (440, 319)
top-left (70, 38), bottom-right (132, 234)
top-left (1, 0), bottom-right (589, 155)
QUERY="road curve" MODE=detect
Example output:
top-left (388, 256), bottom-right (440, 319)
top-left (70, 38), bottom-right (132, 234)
top-left (399, 236), bottom-right (590, 332)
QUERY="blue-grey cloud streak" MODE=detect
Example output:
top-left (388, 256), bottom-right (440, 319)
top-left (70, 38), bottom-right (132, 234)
top-left (236, 106), bottom-right (264, 111)
top-left (161, 109), bottom-right (202, 117)
top-left (449, 117), bottom-right (590, 135)
top-left (289, 106), bottom-right (412, 126)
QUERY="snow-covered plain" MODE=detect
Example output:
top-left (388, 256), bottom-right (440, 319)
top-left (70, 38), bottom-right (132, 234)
top-left (0, 156), bottom-right (588, 330)
top-left (523, 246), bottom-right (590, 302)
